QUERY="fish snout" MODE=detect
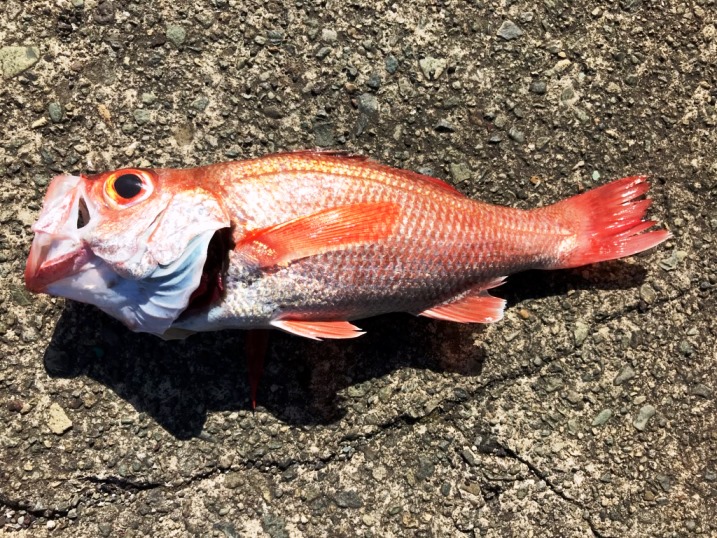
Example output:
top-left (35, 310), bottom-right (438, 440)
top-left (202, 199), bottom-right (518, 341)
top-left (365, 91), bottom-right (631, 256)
top-left (25, 174), bottom-right (94, 292)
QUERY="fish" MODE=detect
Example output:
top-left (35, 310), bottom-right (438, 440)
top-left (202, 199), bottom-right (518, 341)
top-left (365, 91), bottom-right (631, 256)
top-left (25, 150), bottom-right (670, 342)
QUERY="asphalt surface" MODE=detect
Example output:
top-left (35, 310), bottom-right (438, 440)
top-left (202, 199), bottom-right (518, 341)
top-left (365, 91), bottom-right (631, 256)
top-left (1, 0), bottom-right (715, 536)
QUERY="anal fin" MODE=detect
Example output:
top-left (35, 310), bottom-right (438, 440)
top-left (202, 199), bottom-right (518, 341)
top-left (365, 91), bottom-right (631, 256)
top-left (420, 283), bottom-right (507, 324)
top-left (271, 319), bottom-right (365, 340)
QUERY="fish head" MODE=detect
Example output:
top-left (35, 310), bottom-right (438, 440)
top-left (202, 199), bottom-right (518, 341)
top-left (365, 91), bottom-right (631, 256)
top-left (25, 167), bottom-right (230, 336)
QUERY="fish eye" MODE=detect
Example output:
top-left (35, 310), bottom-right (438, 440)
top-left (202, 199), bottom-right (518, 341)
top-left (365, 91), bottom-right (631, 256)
top-left (104, 169), bottom-right (154, 207)
top-left (114, 174), bottom-right (143, 199)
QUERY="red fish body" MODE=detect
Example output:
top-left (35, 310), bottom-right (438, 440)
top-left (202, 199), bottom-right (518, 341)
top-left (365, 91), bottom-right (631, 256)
top-left (25, 151), bottom-right (669, 340)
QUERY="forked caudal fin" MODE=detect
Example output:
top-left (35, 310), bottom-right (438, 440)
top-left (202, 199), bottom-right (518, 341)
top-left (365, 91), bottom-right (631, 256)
top-left (545, 176), bottom-right (671, 269)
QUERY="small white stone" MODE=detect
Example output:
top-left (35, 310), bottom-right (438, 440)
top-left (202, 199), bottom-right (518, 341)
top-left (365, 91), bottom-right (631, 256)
top-left (47, 403), bottom-right (72, 435)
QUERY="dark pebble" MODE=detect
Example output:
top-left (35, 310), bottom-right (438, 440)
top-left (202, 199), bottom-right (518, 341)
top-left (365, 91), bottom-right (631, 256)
top-left (530, 81), bottom-right (547, 94)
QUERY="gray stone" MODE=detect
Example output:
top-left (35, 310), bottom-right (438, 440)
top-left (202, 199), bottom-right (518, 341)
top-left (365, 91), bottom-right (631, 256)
top-left (333, 490), bottom-right (363, 508)
top-left (0, 46), bottom-right (40, 78)
top-left (357, 93), bottom-right (379, 116)
top-left (195, 12), bottom-right (215, 28)
top-left (614, 365), bottom-right (636, 385)
top-left (261, 514), bottom-right (289, 538)
top-left (508, 127), bottom-right (525, 143)
top-left (313, 122), bottom-right (334, 147)
top-left (530, 81), bottom-right (547, 94)
top-left (592, 409), bottom-right (613, 426)
top-left (450, 163), bottom-right (472, 182)
top-left (434, 119), bottom-right (455, 132)
top-left (497, 20), bottom-right (524, 41)
top-left (691, 383), bottom-right (713, 399)
top-left (191, 96), bottom-right (209, 112)
top-left (639, 283), bottom-right (657, 304)
top-left (633, 405), bottom-right (656, 431)
top-left (385, 54), bottom-right (399, 74)
top-left (224, 472), bottom-right (243, 489)
top-left (321, 28), bottom-right (337, 43)
top-left (574, 321), bottom-right (589, 346)
top-left (315, 46), bottom-right (331, 60)
top-left (267, 30), bottom-right (284, 44)
top-left (166, 25), bottom-right (187, 46)
top-left (133, 108), bottom-right (152, 125)
top-left (461, 447), bottom-right (479, 466)
top-left (48, 102), bottom-right (64, 123)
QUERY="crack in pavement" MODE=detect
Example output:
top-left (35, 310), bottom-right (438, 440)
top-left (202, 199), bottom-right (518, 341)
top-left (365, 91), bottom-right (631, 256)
top-left (82, 475), bottom-right (164, 493)
top-left (495, 445), bottom-right (609, 538)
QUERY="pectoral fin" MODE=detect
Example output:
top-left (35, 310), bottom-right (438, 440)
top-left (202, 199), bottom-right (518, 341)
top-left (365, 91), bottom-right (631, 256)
top-left (271, 320), bottom-right (365, 340)
top-left (236, 202), bottom-right (401, 268)
top-left (420, 280), bottom-right (507, 324)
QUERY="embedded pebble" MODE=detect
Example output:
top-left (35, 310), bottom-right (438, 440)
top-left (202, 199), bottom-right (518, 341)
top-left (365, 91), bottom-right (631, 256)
top-left (450, 163), bottom-right (472, 182)
top-left (691, 384), bottom-right (713, 399)
top-left (333, 490), bottom-right (363, 509)
top-left (1, 46), bottom-right (40, 78)
top-left (592, 409), bottom-right (613, 427)
top-left (313, 122), bottom-right (334, 147)
top-left (166, 25), bottom-right (187, 46)
top-left (321, 28), bottom-right (337, 43)
top-left (419, 57), bottom-right (447, 80)
top-left (316, 47), bottom-right (331, 60)
top-left (47, 403), bottom-right (73, 435)
top-left (508, 127), bottom-right (525, 143)
top-left (133, 109), bottom-right (151, 125)
top-left (614, 365), bottom-right (636, 385)
top-left (434, 119), bottom-right (455, 132)
top-left (497, 20), bottom-right (524, 40)
top-left (530, 81), bottom-right (547, 94)
top-left (385, 54), bottom-right (399, 74)
top-left (357, 93), bottom-right (378, 116)
top-left (367, 72), bottom-right (381, 90)
top-left (48, 102), bottom-right (64, 123)
top-left (191, 96), bottom-right (209, 112)
top-left (639, 283), bottom-right (657, 304)
top-left (574, 321), bottom-right (589, 346)
top-left (633, 405), bottom-right (656, 431)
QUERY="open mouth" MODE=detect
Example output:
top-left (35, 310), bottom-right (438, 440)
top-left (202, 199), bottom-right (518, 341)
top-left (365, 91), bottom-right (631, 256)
top-left (183, 227), bottom-right (234, 314)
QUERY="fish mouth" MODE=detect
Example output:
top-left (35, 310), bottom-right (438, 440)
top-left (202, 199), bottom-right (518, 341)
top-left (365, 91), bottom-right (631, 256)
top-left (25, 233), bottom-right (92, 293)
top-left (25, 174), bottom-right (95, 293)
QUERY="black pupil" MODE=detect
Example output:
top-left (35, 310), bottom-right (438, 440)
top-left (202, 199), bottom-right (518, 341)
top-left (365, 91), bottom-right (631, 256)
top-left (114, 174), bottom-right (143, 199)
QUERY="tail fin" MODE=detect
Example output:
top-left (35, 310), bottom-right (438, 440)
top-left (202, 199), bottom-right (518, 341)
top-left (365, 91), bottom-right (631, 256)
top-left (547, 176), bottom-right (670, 269)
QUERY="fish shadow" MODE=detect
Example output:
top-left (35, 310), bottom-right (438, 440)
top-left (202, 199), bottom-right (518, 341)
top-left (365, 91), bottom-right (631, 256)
top-left (43, 261), bottom-right (647, 439)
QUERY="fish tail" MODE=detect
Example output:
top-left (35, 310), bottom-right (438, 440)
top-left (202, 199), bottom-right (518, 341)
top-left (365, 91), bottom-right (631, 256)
top-left (545, 176), bottom-right (671, 269)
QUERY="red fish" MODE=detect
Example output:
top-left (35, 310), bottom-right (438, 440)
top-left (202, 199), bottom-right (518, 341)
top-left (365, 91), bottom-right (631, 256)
top-left (25, 150), bottom-right (669, 342)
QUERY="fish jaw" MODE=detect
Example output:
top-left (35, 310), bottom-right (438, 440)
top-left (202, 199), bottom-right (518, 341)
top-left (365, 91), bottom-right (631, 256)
top-left (25, 232), bottom-right (93, 293)
top-left (25, 174), bottom-right (96, 292)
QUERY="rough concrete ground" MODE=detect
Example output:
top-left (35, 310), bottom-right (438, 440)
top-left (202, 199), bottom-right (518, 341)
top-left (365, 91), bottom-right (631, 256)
top-left (1, 0), bottom-right (716, 536)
